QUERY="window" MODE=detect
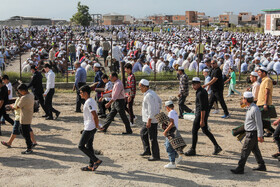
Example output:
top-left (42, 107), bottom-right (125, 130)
top-left (276, 18), bottom-right (280, 31)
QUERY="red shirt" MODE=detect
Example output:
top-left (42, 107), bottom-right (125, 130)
top-left (126, 73), bottom-right (136, 97)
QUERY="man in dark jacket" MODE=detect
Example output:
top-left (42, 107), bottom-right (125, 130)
top-left (27, 65), bottom-right (47, 116)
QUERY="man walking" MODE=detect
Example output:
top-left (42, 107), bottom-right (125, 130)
top-left (203, 60), bottom-right (230, 118)
top-left (231, 92), bottom-right (266, 174)
top-left (28, 65), bottom-right (48, 117)
top-left (139, 79), bottom-right (162, 161)
top-left (177, 66), bottom-right (193, 118)
top-left (100, 72), bottom-right (132, 134)
top-left (73, 61), bottom-right (87, 113)
top-left (43, 64), bottom-right (60, 120)
top-left (185, 77), bottom-right (222, 156)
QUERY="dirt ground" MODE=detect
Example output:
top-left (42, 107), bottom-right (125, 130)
top-left (0, 85), bottom-right (280, 187)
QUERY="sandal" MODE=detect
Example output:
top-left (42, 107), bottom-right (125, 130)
top-left (92, 160), bottom-right (103, 171)
top-left (1, 141), bottom-right (11, 148)
top-left (80, 166), bottom-right (93, 171)
top-left (272, 153), bottom-right (280, 158)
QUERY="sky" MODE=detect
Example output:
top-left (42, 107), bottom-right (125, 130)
top-left (0, 0), bottom-right (279, 20)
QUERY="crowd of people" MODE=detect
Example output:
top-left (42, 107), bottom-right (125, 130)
top-left (0, 25), bottom-right (280, 174)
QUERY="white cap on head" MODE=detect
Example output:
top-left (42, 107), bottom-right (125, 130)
top-left (203, 68), bottom-right (209, 72)
top-left (250, 72), bottom-right (258, 77)
top-left (192, 77), bottom-right (201, 82)
top-left (273, 57), bottom-right (278, 61)
top-left (178, 66), bottom-right (184, 70)
top-left (140, 79), bottom-right (149, 86)
top-left (94, 63), bottom-right (101, 68)
top-left (165, 100), bottom-right (173, 106)
top-left (255, 57), bottom-right (261, 61)
top-left (260, 66), bottom-right (268, 72)
top-left (243, 92), bottom-right (253, 98)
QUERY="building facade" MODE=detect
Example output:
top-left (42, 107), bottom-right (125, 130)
top-left (0, 16), bottom-right (52, 26)
top-left (103, 13), bottom-right (125, 25)
top-left (262, 9), bottom-right (280, 35)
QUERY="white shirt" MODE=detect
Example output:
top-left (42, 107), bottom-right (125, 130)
top-left (273, 61), bottom-right (280, 74)
top-left (189, 61), bottom-right (198, 71)
top-left (182, 60), bottom-right (190, 70)
top-left (6, 82), bottom-right (13, 100)
top-left (157, 62), bottom-right (166, 73)
top-left (81, 61), bottom-right (87, 69)
top-left (112, 46), bottom-right (123, 62)
top-left (222, 59), bottom-right (231, 75)
top-left (83, 98), bottom-right (98, 130)
top-left (142, 64), bottom-right (152, 74)
top-left (142, 89), bottom-right (162, 123)
top-left (168, 109), bottom-right (178, 129)
top-left (44, 70), bottom-right (55, 95)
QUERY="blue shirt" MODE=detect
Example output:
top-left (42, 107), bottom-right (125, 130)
top-left (75, 67), bottom-right (87, 88)
top-left (168, 58), bottom-right (175, 68)
top-left (241, 62), bottom-right (248, 73)
top-left (132, 61), bottom-right (142, 73)
top-left (94, 70), bottom-right (104, 88)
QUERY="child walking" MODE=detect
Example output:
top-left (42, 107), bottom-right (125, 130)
top-left (225, 67), bottom-right (242, 97)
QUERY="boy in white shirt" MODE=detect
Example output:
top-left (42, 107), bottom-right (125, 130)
top-left (1, 75), bottom-right (13, 125)
top-left (163, 101), bottom-right (183, 169)
top-left (79, 85), bottom-right (102, 171)
top-left (98, 74), bottom-right (113, 118)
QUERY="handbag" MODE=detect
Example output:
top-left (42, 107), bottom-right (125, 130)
top-left (259, 105), bottom-right (277, 119)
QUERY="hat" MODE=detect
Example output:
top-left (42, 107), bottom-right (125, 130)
top-left (94, 63), bottom-right (101, 68)
top-left (203, 68), bottom-right (209, 72)
top-left (139, 79), bottom-right (149, 86)
top-left (192, 77), bottom-right (201, 83)
top-left (165, 100), bottom-right (173, 107)
top-left (250, 72), bottom-right (258, 77)
top-left (243, 92), bottom-right (253, 98)
top-left (260, 66), bottom-right (268, 72)
top-left (273, 57), bottom-right (278, 61)
top-left (255, 57), bottom-right (261, 61)
top-left (178, 66), bottom-right (184, 70)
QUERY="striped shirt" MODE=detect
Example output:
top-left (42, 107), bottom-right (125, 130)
top-left (127, 73), bottom-right (136, 97)
top-left (179, 73), bottom-right (189, 96)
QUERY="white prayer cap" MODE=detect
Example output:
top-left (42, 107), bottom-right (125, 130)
top-left (203, 68), bottom-right (209, 72)
top-left (243, 92), bottom-right (253, 98)
top-left (178, 66), bottom-right (184, 70)
top-left (139, 79), bottom-right (149, 86)
top-left (165, 100), bottom-right (173, 106)
top-left (94, 63), bottom-right (101, 68)
top-left (273, 57), bottom-right (278, 61)
top-left (250, 72), bottom-right (258, 77)
top-left (260, 66), bottom-right (268, 72)
top-left (255, 57), bottom-right (261, 61)
top-left (225, 53), bottom-right (230, 56)
top-left (192, 77), bottom-right (201, 83)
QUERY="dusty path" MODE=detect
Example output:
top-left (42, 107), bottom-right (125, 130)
top-left (0, 86), bottom-right (280, 187)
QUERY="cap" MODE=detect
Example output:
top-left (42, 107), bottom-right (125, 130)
top-left (255, 57), bottom-right (261, 61)
top-left (165, 100), bottom-right (173, 107)
top-left (203, 68), bottom-right (209, 72)
top-left (94, 63), bottom-right (101, 68)
top-left (260, 66), bottom-right (268, 72)
top-left (178, 66), bottom-right (184, 70)
top-left (192, 77), bottom-right (201, 83)
top-left (139, 79), bottom-right (149, 86)
top-left (273, 57), bottom-right (278, 61)
top-left (250, 72), bottom-right (258, 77)
top-left (243, 92), bottom-right (253, 98)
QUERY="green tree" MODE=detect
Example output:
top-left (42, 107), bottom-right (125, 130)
top-left (71, 2), bottom-right (92, 27)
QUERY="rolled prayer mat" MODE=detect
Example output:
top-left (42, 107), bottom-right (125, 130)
top-left (232, 124), bottom-right (245, 137)
top-left (183, 113), bottom-right (195, 121)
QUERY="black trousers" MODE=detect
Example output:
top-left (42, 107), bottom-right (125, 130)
top-left (0, 110), bottom-right (14, 126)
top-left (103, 50), bottom-right (108, 63)
top-left (209, 91), bottom-right (229, 115)
top-left (238, 131), bottom-right (265, 169)
top-left (101, 100), bottom-right (111, 115)
top-left (125, 97), bottom-right (135, 124)
top-left (140, 123), bottom-right (160, 158)
top-left (78, 129), bottom-right (99, 167)
top-left (262, 120), bottom-right (275, 133)
top-left (34, 93), bottom-right (47, 115)
top-left (76, 83), bottom-right (86, 112)
top-left (45, 89), bottom-right (59, 118)
top-left (273, 124), bottom-right (280, 152)
top-left (102, 99), bottom-right (132, 133)
top-left (191, 114), bottom-right (218, 150)
top-left (21, 124), bottom-right (33, 150)
top-left (178, 95), bottom-right (192, 117)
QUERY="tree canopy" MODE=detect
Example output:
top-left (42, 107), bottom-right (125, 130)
top-left (71, 2), bottom-right (92, 27)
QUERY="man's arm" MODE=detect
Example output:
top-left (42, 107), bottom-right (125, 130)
top-left (202, 77), bottom-right (218, 88)
top-left (0, 100), bottom-right (4, 109)
top-left (163, 118), bottom-right (175, 136)
top-left (91, 110), bottom-right (100, 129)
top-left (263, 88), bottom-right (270, 111)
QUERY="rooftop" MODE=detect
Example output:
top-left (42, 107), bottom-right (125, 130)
top-left (262, 9), bottom-right (280, 12)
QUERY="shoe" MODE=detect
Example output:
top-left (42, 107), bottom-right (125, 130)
top-left (164, 162), bottom-right (176, 169)
top-left (1, 141), bottom-right (11, 148)
top-left (46, 117), bottom-right (54, 120)
top-left (212, 110), bottom-right (219, 114)
top-left (100, 115), bottom-right (107, 119)
top-left (31, 143), bottom-right (38, 148)
top-left (252, 165), bottom-right (266, 171)
top-left (221, 114), bottom-right (230, 119)
top-left (134, 116), bottom-right (138, 120)
top-left (140, 152), bottom-right (151, 156)
top-left (184, 148), bottom-right (196, 156)
top-left (21, 149), bottom-right (33, 154)
top-left (42, 115), bottom-right (48, 117)
top-left (130, 122), bottom-right (136, 127)
top-left (75, 110), bottom-right (82, 113)
top-left (97, 112), bottom-right (102, 115)
top-left (175, 155), bottom-right (183, 165)
top-left (213, 146), bottom-right (222, 155)
top-left (148, 157), bottom-right (160, 161)
top-left (230, 168), bottom-right (244, 174)
top-left (179, 116), bottom-right (184, 119)
top-left (263, 132), bottom-right (272, 137)
top-left (122, 132), bottom-right (133, 135)
top-left (55, 111), bottom-right (61, 119)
